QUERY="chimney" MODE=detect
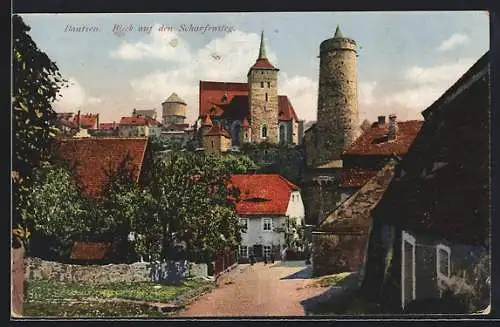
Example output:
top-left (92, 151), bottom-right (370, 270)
top-left (378, 115), bottom-right (386, 125)
top-left (388, 114), bottom-right (398, 140)
top-left (77, 110), bottom-right (81, 130)
top-left (96, 113), bottom-right (99, 129)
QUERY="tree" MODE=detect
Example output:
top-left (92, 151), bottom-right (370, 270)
top-left (20, 164), bottom-right (90, 259)
top-left (143, 151), bottom-right (250, 262)
top-left (12, 14), bottom-right (68, 240)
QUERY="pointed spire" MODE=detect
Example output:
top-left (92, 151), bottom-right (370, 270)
top-left (258, 31), bottom-right (267, 59)
top-left (334, 25), bottom-right (343, 38)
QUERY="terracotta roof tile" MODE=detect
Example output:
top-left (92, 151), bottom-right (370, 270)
top-left (340, 169), bottom-right (379, 188)
top-left (205, 123), bottom-right (231, 138)
top-left (55, 137), bottom-right (148, 197)
top-left (320, 161), bottom-right (396, 232)
top-left (199, 81), bottom-right (299, 123)
top-left (120, 116), bottom-right (148, 126)
top-left (71, 114), bottom-right (99, 129)
top-left (250, 58), bottom-right (278, 70)
top-left (345, 120), bottom-right (423, 156)
top-left (228, 174), bottom-right (298, 215)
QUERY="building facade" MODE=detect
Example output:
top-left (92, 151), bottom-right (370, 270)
top-left (197, 32), bottom-right (303, 152)
top-left (229, 174), bottom-right (305, 262)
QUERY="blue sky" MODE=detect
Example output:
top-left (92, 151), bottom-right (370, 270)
top-left (19, 12), bottom-right (489, 124)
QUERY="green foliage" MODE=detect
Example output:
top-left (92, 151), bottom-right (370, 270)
top-left (240, 142), bottom-right (305, 185)
top-left (284, 217), bottom-right (305, 249)
top-left (20, 164), bottom-right (90, 257)
top-left (145, 151), bottom-right (245, 261)
top-left (12, 14), bottom-right (68, 231)
top-left (24, 279), bottom-right (213, 317)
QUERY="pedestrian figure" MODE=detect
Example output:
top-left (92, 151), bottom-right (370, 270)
top-left (270, 253), bottom-right (275, 264)
top-left (264, 254), bottom-right (267, 265)
top-left (250, 254), bottom-right (255, 265)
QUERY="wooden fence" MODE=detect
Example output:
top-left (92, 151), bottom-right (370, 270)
top-left (213, 248), bottom-right (237, 277)
top-left (11, 245), bottom-right (25, 316)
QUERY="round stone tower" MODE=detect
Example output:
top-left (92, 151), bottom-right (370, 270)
top-left (162, 92), bottom-right (187, 125)
top-left (315, 25), bottom-right (359, 165)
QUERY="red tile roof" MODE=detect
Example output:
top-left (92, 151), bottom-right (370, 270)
top-left (278, 96), bottom-right (299, 121)
top-left (70, 242), bottom-right (111, 261)
top-left (199, 81), bottom-right (248, 118)
top-left (228, 174), bottom-right (298, 215)
top-left (205, 123), bottom-right (231, 138)
top-left (199, 81), bottom-right (299, 122)
top-left (120, 117), bottom-right (148, 126)
top-left (55, 138), bottom-right (148, 197)
top-left (250, 58), bottom-right (278, 70)
top-left (345, 120), bottom-right (423, 156)
top-left (340, 168), bottom-right (379, 188)
top-left (71, 114), bottom-right (98, 129)
top-left (202, 115), bottom-right (213, 126)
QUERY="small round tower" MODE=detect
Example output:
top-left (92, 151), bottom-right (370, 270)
top-left (315, 25), bottom-right (359, 165)
top-left (162, 93), bottom-right (187, 125)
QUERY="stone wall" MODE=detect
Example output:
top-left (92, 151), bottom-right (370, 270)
top-left (312, 232), bottom-right (368, 277)
top-left (248, 69), bottom-right (279, 144)
top-left (25, 257), bottom-right (209, 285)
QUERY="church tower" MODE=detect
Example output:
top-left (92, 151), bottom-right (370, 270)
top-left (248, 31), bottom-right (280, 144)
top-left (314, 25), bottom-right (359, 166)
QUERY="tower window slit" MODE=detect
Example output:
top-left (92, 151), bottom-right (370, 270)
top-left (265, 93), bottom-right (268, 102)
top-left (261, 82), bottom-right (264, 88)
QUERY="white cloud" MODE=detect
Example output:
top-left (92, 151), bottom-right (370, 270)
top-left (404, 58), bottom-right (475, 85)
top-left (359, 81), bottom-right (377, 106)
top-left (53, 77), bottom-right (104, 113)
top-left (128, 30), bottom-right (280, 123)
top-left (437, 33), bottom-right (470, 52)
top-left (279, 73), bottom-right (317, 122)
top-left (109, 27), bottom-right (192, 62)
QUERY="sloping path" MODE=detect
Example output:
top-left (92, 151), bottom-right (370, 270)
top-left (177, 261), bottom-right (327, 317)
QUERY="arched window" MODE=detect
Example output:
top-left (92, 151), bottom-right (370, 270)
top-left (211, 140), bottom-right (214, 149)
top-left (261, 125), bottom-right (267, 139)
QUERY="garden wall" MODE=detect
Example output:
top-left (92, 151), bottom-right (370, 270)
top-left (25, 257), bottom-right (209, 285)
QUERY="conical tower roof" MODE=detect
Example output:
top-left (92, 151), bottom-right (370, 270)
top-left (164, 92), bottom-right (187, 105)
top-left (248, 31), bottom-right (278, 72)
top-left (334, 25), bottom-right (344, 38)
top-left (258, 31), bottom-right (267, 59)
top-left (202, 114), bottom-right (213, 126)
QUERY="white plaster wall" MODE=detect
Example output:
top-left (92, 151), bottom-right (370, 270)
top-left (286, 191), bottom-right (305, 225)
top-left (239, 216), bottom-right (286, 249)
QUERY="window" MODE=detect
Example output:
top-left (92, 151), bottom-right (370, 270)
top-left (261, 125), bottom-right (268, 138)
top-left (239, 218), bottom-right (248, 230)
top-left (261, 82), bottom-right (264, 88)
top-left (436, 244), bottom-right (451, 289)
top-left (263, 245), bottom-right (272, 258)
top-left (265, 93), bottom-right (268, 102)
top-left (262, 218), bottom-right (272, 231)
top-left (239, 245), bottom-right (248, 258)
top-left (267, 82), bottom-right (271, 88)
top-left (211, 140), bottom-right (214, 148)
